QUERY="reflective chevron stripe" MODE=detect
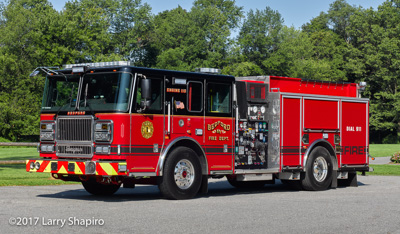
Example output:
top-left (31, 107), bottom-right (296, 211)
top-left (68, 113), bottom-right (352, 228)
top-left (26, 160), bottom-right (127, 176)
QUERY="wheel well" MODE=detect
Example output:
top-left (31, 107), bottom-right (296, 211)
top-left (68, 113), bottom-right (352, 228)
top-left (304, 140), bottom-right (338, 171)
top-left (163, 139), bottom-right (208, 175)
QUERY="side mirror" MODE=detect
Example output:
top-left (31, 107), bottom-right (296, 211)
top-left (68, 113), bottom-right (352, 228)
top-left (140, 79), bottom-right (152, 109)
top-left (141, 79), bottom-right (151, 99)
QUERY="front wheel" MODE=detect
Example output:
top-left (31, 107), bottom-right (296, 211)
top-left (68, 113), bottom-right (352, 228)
top-left (302, 146), bottom-right (333, 191)
top-left (158, 147), bottom-right (202, 200)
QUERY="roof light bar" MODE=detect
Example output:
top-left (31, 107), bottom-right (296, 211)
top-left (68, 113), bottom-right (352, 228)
top-left (63, 61), bottom-right (131, 69)
top-left (195, 68), bottom-right (221, 74)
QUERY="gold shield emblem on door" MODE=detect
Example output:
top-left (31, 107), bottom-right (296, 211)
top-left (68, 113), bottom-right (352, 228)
top-left (141, 121), bottom-right (154, 139)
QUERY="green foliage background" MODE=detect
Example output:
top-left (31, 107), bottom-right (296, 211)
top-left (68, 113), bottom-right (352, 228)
top-left (0, 0), bottom-right (399, 143)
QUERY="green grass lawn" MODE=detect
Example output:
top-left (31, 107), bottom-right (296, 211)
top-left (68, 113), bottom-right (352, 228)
top-left (0, 164), bottom-right (78, 186)
top-left (369, 144), bottom-right (400, 157)
top-left (366, 164), bottom-right (400, 176)
top-left (0, 146), bottom-right (38, 161)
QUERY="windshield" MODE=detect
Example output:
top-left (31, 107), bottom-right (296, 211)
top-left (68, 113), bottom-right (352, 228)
top-left (79, 72), bottom-right (132, 112)
top-left (41, 74), bottom-right (80, 112)
top-left (41, 72), bottom-right (133, 112)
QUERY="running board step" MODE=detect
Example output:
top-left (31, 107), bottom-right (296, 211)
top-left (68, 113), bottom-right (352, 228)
top-left (236, 174), bottom-right (273, 181)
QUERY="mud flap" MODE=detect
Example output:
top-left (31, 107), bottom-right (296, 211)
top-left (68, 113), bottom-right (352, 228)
top-left (338, 171), bottom-right (358, 187)
top-left (347, 171), bottom-right (358, 187)
top-left (331, 170), bottom-right (337, 188)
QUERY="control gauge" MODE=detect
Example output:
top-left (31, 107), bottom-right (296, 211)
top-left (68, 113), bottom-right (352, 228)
top-left (252, 106), bottom-right (258, 113)
top-left (260, 106), bottom-right (266, 114)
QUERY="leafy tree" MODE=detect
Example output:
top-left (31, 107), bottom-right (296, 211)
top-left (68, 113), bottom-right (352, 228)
top-left (222, 61), bottom-right (263, 77)
top-left (238, 7), bottom-right (283, 67)
top-left (149, 7), bottom-right (199, 70)
top-left (149, 0), bottom-right (243, 71)
top-left (345, 0), bottom-right (400, 142)
top-left (0, 0), bottom-right (58, 140)
top-left (189, 0), bottom-right (243, 68)
top-left (327, 0), bottom-right (358, 43)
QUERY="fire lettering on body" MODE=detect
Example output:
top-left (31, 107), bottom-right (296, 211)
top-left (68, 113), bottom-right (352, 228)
top-left (207, 121), bottom-right (231, 131)
top-left (209, 136), bottom-right (217, 141)
top-left (207, 121), bottom-right (230, 141)
top-left (166, 88), bottom-right (186, 93)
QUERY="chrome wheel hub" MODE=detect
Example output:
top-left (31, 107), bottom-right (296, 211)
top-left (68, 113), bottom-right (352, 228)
top-left (174, 159), bottom-right (195, 189)
top-left (313, 156), bottom-right (328, 182)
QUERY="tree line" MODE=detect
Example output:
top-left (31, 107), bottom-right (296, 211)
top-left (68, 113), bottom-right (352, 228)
top-left (0, 0), bottom-right (399, 143)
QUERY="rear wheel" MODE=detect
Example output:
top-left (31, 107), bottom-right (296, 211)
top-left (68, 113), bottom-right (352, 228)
top-left (82, 178), bottom-right (121, 196)
top-left (158, 147), bottom-right (202, 200)
top-left (302, 146), bottom-right (333, 191)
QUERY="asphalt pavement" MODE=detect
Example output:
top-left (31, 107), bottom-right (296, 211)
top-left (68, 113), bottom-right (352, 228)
top-left (1, 176), bottom-right (400, 234)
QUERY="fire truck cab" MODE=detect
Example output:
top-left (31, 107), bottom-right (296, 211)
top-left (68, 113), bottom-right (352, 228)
top-left (27, 62), bottom-right (370, 199)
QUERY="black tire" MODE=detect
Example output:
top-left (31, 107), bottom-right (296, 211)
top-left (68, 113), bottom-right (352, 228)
top-left (82, 178), bottom-right (121, 196)
top-left (158, 146), bottom-right (202, 200)
top-left (227, 177), bottom-right (267, 189)
top-left (301, 146), bottom-right (333, 191)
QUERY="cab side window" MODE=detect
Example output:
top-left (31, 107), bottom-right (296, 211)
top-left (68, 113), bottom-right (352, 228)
top-left (187, 81), bottom-right (203, 112)
top-left (207, 83), bottom-right (231, 114)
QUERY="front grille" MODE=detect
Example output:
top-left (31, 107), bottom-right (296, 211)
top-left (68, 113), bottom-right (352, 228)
top-left (57, 116), bottom-right (93, 141)
top-left (57, 145), bottom-right (93, 158)
top-left (56, 116), bottom-right (93, 158)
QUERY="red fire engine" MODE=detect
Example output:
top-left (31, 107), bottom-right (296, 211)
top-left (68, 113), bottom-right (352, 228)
top-left (27, 62), bottom-right (370, 199)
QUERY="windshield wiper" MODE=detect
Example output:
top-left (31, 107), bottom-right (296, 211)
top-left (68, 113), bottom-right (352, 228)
top-left (53, 84), bottom-right (75, 120)
top-left (81, 83), bottom-right (96, 118)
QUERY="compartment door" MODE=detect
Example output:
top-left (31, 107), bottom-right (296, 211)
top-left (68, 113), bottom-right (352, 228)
top-left (281, 96), bottom-right (302, 167)
top-left (341, 101), bottom-right (369, 165)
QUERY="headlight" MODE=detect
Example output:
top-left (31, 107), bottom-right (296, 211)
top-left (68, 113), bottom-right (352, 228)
top-left (260, 106), bottom-right (266, 114)
top-left (95, 123), bottom-right (111, 131)
top-left (41, 123), bottom-right (54, 130)
top-left (40, 144), bottom-right (54, 153)
top-left (40, 132), bottom-right (55, 141)
top-left (95, 132), bottom-right (111, 142)
top-left (94, 121), bottom-right (113, 143)
top-left (40, 121), bottom-right (55, 142)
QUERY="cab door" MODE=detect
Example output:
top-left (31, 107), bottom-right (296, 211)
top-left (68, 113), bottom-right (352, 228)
top-left (204, 81), bottom-right (234, 173)
top-left (165, 77), bottom-right (205, 146)
top-left (127, 74), bottom-right (165, 175)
